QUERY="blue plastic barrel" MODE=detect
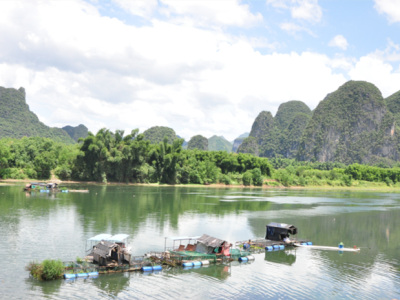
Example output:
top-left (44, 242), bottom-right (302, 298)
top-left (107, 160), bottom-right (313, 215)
top-left (77, 273), bottom-right (88, 277)
top-left (152, 265), bottom-right (162, 271)
top-left (265, 246), bottom-right (273, 251)
top-left (307, 241), bottom-right (313, 245)
top-left (64, 273), bottom-right (76, 279)
top-left (273, 244), bottom-right (280, 249)
top-left (192, 261), bottom-right (202, 267)
top-left (279, 245), bottom-right (285, 250)
top-left (301, 242), bottom-right (308, 245)
top-left (182, 262), bottom-right (194, 267)
top-left (142, 266), bottom-right (153, 272)
top-left (88, 271), bottom-right (99, 277)
top-left (239, 257), bottom-right (248, 262)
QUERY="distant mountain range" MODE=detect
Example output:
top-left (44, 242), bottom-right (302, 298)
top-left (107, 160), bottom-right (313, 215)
top-left (238, 80), bottom-right (400, 165)
top-left (3, 81), bottom-right (399, 164)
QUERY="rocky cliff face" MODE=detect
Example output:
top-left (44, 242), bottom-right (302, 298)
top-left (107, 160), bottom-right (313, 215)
top-left (0, 86), bottom-right (74, 143)
top-left (297, 81), bottom-right (398, 164)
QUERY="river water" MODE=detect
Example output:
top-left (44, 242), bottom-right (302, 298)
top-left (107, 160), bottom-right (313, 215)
top-left (0, 184), bottom-right (399, 299)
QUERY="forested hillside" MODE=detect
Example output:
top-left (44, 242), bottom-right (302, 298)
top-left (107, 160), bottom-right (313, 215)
top-left (62, 124), bottom-right (88, 141)
top-left (0, 87), bottom-right (74, 144)
top-left (143, 126), bottom-right (177, 144)
top-left (188, 135), bottom-right (208, 150)
top-left (239, 81), bottom-right (400, 165)
top-left (298, 81), bottom-right (398, 164)
top-left (208, 135), bottom-right (232, 152)
top-left (238, 101), bottom-right (311, 158)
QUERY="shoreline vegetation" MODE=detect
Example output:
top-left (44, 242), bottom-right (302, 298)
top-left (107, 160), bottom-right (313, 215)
top-left (1, 130), bottom-right (400, 192)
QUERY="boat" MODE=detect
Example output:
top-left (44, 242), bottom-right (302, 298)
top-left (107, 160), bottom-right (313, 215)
top-left (24, 182), bottom-right (63, 192)
top-left (24, 182), bottom-right (89, 193)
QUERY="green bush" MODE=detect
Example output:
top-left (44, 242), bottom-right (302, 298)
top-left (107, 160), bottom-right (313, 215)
top-left (219, 174), bottom-right (231, 185)
top-left (242, 171), bottom-right (253, 186)
top-left (252, 168), bottom-right (263, 186)
top-left (41, 259), bottom-right (64, 280)
top-left (27, 260), bottom-right (64, 281)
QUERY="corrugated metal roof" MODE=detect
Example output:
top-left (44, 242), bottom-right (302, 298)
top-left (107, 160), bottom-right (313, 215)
top-left (166, 236), bottom-right (202, 241)
top-left (93, 241), bottom-right (116, 258)
top-left (88, 233), bottom-right (112, 241)
top-left (107, 234), bottom-right (129, 243)
top-left (197, 234), bottom-right (226, 248)
top-left (267, 222), bottom-right (294, 230)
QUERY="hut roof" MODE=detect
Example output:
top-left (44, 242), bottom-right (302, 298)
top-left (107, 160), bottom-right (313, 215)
top-left (197, 234), bottom-right (226, 248)
top-left (93, 240), bottom-right (117, 258)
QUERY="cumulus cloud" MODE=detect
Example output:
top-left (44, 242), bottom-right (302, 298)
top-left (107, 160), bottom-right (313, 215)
top-left (116, 0), bottom-right (263, 28)
top-left (374, 0), bottom-right (400, 23)
top-left (112, 0), bottom-right (158, 18)
top-left (329, 35), bottom-right (349, 50)
top-left (0, 0), bottom-right (399, 141)
top-left (349, 55), bottom-right (400, 97)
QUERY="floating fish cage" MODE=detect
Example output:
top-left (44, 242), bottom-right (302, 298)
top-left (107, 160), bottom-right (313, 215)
top-left (169, 251), bottom-right (218, 264)
top-left (63, 261), bottom-right (99, 279)
top-left (229, 249), bottom-right (251, 260)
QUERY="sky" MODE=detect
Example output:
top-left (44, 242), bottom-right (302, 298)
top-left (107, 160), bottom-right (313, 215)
top-left (0, 0), bottom-right (400, 141)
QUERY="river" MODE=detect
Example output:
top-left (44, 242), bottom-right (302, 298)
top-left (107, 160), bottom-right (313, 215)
top-left (0, 184), bottom-right (399, 299)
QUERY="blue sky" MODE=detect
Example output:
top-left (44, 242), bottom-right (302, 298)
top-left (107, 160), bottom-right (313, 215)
top-left (0, 0), bottom-right (399, 141)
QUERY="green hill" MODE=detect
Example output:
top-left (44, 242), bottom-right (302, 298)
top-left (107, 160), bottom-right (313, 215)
top-left (0, 87), bottom-right (74, 144)
top-left (386, 90), bottom-right (400, 125)
top-left (238, 101), bottom-right (311, 158)
top-left (275, 100), bottom-right (312, 130)
top-left (188, 135), bottom-right (208, 150)
top-left (232, 132), bottom-right (249, 153)
top-left (143, 126), bottom-right (177, 144)
top-left (62, 124), bottom-right (88, 142)
top-left (297, 81), bottom-right (398, 164)
top-left (208, 135), bottom-right (232, 152)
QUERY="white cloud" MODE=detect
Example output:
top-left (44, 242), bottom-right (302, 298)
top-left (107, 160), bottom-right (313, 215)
top-left (0, 0), bottom-right (399, 142)
top-left (280, 22), bottom-right (314, 36)
top-left (267, 0), bottom-right (322, 23)
top-left (329, 35), bottom-right (349, 50)
top-left (112, 0), bottom-right (158, 18)
top-left (291, 0), bottom-right (322, 23)
top-left (374, 0), bottom-right (400, 23)
top-left (349, 55), bottom-right (400, 98)
top-left (115, 0), bottom-right (263, 28)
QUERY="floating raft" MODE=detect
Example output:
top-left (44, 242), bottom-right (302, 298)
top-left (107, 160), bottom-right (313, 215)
top-left (294, 243), bottom-right (360, 252)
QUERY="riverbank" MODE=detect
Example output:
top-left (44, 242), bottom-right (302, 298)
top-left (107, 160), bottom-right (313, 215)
top-left (2, 178), bottom-right (400, 192)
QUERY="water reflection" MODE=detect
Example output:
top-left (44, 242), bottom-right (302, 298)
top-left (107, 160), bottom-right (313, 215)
top-left (91, 272), bottom-right (130, 298)
top-left (265, 249), bottom-right (296, 266)
top-left (1, 184), bottom-right (400, 299)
